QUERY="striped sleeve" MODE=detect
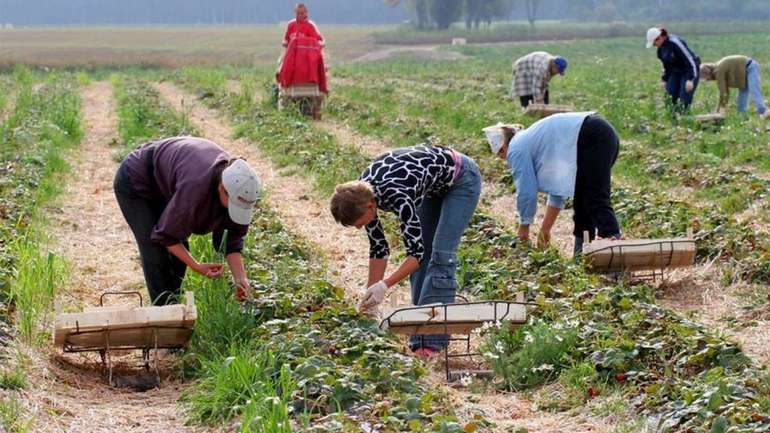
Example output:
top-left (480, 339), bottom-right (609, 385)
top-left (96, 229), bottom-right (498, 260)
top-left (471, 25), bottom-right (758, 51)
top-left (670, 36), bottom-right (699, 80)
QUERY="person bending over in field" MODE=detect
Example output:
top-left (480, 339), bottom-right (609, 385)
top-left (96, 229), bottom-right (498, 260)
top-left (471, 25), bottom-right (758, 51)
top-left (485, 113), bottom-right (622, 255)
top-left (283, 3), bottom-right (324, 47)
top-left (646, 27), bottom-right (700, 113)
top-left (511, 51), bottom-right (568, 108)
top-left (330, 145), bottom-right (482, 358)
top-left (114, 137), bottom-right (261, 305)
top-left (700, 56), bottom-right (768, 119)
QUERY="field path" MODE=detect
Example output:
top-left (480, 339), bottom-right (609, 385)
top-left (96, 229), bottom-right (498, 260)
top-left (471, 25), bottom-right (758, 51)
top-left (24, 82), bottom-right (204, 433)
top-left (351, 45), bottom-right (468, 63)
top-left (154, 81), bottom-right (376, 298)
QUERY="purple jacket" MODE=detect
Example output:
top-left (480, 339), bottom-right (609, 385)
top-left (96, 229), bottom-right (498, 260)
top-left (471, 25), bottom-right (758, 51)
top-left (123, 137), bottom-right (249, 254)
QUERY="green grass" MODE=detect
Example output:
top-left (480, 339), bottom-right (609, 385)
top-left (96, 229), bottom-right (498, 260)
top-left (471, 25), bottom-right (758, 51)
top-left (178, 211), bottom-right (459, 432)
top-left (0, 70), bottom-right (83, 344)
top-left (483, 319), bottom-right (579, 390)
top-left (174, 68), bottom-right (368, 196)
top-left (0, 367), bottom-right (27, 391)
top-left (166, 36), bottom-right (770, 429)
top-left (324, 32), bottom-right (770, 282)
top-left (111, 75), bottom-right (197, 160)
top-left (0, 396), bottom-right (31, 433)
top-left (105, 78), bottom-right (462, 431)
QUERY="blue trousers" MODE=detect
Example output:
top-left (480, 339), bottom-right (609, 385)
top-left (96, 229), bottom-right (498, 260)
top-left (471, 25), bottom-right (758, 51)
top-left (666, 72), bottom-right (699, 111)
top-left (408, 155), bottom-right (482, 351)
top-left (737, 60), bottom-right (767, 115)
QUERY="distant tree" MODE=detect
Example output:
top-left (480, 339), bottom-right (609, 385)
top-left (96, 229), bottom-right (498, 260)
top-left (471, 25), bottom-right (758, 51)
top-left (385, 0), bottom-right (430, 28)
top-left (465, 0), bottom-right (513, 29)
top-left (429, 0), bottom-right (463, 29)
top-left (523, 0), bottom-right (540, 27)
top-left (465, 0), bottom-right (482, 29)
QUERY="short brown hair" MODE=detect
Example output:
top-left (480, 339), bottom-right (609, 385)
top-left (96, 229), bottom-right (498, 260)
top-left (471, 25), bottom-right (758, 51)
top-left (700, 63), bottom-right (716, 81)
top-left (330, 181), bottom-right (375, 226)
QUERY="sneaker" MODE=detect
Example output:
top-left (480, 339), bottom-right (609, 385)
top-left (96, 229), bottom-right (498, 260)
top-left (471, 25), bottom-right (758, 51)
top-left (413, 347), bottom-right (440, 359)
top-left (760, 111), bottom-right (769, 119)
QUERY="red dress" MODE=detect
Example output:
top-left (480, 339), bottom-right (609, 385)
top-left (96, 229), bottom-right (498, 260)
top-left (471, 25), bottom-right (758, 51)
top-left (278, 35), bottom-right (328, 93)
top-left (282, 19), bottom-right (324, 46)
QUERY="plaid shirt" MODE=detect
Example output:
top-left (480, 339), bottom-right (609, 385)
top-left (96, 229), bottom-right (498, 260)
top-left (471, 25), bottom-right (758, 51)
top-left (511, 51), bottom-right (553, 98)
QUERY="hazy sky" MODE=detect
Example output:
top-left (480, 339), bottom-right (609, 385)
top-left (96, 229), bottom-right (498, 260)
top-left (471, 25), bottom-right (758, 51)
top-left (0, 0), bottom-right (410, 25)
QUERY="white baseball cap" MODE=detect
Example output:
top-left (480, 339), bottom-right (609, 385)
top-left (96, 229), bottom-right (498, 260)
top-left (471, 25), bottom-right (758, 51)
top-left (646, 27), bottom-right (662, 48)
top-left (222, 159), bottom-right (261, 225)
top-left (483, 123), bottom-right (522, 155)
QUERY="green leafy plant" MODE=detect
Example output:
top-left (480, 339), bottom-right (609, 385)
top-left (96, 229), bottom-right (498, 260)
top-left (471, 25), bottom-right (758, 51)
top-left (483, 319), bottom-right (578, 390)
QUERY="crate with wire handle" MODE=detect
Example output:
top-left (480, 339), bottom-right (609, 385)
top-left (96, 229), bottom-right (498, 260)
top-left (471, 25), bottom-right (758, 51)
top-left (523, 103), bottom-right (575, 118)
top-left (582, 237), bottom-right (696, 274)
top-left (379, 295), bottom-right (530, 381)
top-left (53, 291), bottom-right (197, 386)
top-left (693, 113), bottom-right (726, 124)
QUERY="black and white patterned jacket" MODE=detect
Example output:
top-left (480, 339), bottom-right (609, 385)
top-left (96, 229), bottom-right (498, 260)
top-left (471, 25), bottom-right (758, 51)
top-left (360, 145), bottom-right (458, 263)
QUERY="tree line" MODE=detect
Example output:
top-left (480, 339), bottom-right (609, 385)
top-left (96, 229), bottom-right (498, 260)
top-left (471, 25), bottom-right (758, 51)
top-left (387, 0), bottom-right (770, 29)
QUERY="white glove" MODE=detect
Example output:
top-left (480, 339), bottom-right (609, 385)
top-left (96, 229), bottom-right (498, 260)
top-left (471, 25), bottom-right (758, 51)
top-left (358, 280), bottom-right (388, 312)
top-left (685, 80), bottom-right (694, 93)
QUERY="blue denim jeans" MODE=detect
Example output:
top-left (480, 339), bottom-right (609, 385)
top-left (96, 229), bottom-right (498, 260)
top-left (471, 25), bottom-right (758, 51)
top-left (737, 60), bottom-right (767, 115)
top-left (666, 72), bottom-right (699, 112)
top-left (408, 155), bottom-right (482, 352)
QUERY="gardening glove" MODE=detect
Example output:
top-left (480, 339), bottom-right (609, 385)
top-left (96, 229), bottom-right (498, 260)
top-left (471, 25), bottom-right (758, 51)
top-left (685, 80), bottom-right (694, 93)
top-left (358, 280), bottom-right (388, 312)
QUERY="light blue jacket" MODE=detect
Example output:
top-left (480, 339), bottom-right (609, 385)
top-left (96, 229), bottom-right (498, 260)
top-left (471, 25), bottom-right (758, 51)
top-left (506, 111), bottom-right (594, 225)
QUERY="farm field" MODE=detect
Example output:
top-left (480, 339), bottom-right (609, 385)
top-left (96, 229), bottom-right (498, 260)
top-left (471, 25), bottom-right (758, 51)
top-left (1, 27), bottom-right (770, 433)
top-left (0, 25), bottom-right (384, 68)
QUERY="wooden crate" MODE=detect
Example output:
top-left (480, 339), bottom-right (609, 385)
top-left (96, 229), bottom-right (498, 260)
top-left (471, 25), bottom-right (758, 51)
top-left (54, 291), bottom-right (197, 351)
top-left (693, 113), bottom-right (725, 124)
top-left (379, 301), bottom-right (527, 335)
top-left (524, 103), bottom-right (574, 118)
top-left (280, 84), bottom-right (322, 98)
top-left (583, 238), bottom-right (696, 273)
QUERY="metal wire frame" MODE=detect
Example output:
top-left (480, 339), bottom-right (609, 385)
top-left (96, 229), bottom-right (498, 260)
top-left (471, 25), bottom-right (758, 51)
top-left (62, 292), bottom-right (190, 387)
top-left (379, 295), bottom-right (531, 381)
top-left (585, 239), bottom-right (696, 282)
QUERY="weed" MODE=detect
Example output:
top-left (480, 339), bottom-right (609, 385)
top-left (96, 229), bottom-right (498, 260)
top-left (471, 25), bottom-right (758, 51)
top-left (483, 319), bottom-right (578, 390)
top-left (0, 395), bottom-right (32, 433)
top-left (0, 367), bottom-right (26, 390)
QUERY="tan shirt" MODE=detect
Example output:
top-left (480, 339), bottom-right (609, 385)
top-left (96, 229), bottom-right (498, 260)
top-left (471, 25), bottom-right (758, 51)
top-left (714, 55), bottom-right (750, 108)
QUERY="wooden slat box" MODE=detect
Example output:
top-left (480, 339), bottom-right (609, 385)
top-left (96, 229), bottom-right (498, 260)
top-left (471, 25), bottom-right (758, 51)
top-left (524, 103), bottom-right (574, 118)
top-left (54, 291), bottom-right (197, 351)
top-left (694, 113), bottom-right (725, 124)
top-left (379, 301), bottom-right (527, 335)
top-left (280, 84), bottom-right (322, 97)
top-left (583, 238), bottom-right (696, 273)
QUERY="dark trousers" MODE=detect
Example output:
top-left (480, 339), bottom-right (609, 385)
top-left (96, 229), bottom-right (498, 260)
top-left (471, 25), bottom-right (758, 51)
top-left (666, 72), bottom-right (699, 112)
top-left (519, 90), bottom-right (549, 108)
top-left (573, 115), bottom-right (621, 254)
top-left (113, 163), bottom-right (186, 305)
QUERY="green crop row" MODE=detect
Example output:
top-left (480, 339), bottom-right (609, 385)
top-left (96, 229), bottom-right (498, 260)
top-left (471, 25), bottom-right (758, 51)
top-left (0, 69), bottom-right (83, 345)
top-left (0, 68), bottom-right (84, 433)
top-left (170, 64), bottom-right (770, 431)
top-left (129, 70), bottom-right (464, 432)
top-left (111, 75), bottom-right (197, 161)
